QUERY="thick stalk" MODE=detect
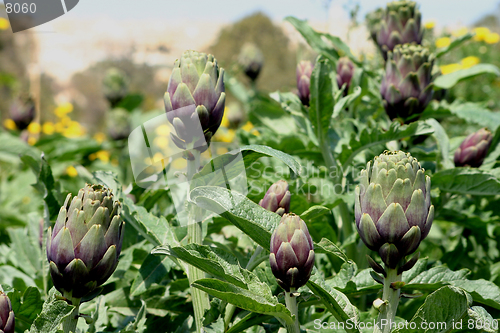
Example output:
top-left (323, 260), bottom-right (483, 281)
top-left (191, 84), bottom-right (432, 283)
top-left (62, 294), bottom-right (81, 333)
top-left (377, 268), bottom-right (401, 333)
top-left (284, 290), bottom-right (300, 333)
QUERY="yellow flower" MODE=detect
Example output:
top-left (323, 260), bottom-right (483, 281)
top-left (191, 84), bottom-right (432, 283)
top-left (54, 102), bottom-right (73, 118)
top-left (42, 122), bottom-right (55, 135)
top-left (27, 122), bottom-right (41, 134)
top-left (241, 121), bottom-right (260, 136)
top-left (153, 152), bottom-right (165, 163)
top-left (424, 20), bottom-right (435, 29)
top-left (435, 37), bottom-right (451, 48)
top-left (440, 63), bottom-right (462, 75)
top-left (93, 132), bottom-right (107, 143)
top-left (63, 121), bottom-right (85, 138)
top-left (155, 124), bottom-right (170, 136)
top-left (473, 27), bottom-right (491, 41)
top-left (172, 157), bottom-right (187, 170)
top-left (60, 116), bottom-right (71, 126)
top-left (216, 129), bottom-right (235, 143)
top-left (96, 150), bottom-right (110, 163)
top-left (54, 122), bottom-right (64, 133)
top-left (0, 18), bottom-right (10, 30)
top-left (460, 56), bottom-right (480, 68)
top-left (89, 153), bottom-right (97, 161)
top-left (485, 32), bottom-right (500, 44)
top-left (154, 136), bottom-right (169, 149)
top-left (3, 119), bottom-right (16, 130)
top-left (66, 166), bottom-right (78, 177)
top-left (220, 107), bottom-right (230, 128)
top-left (452, 27), bottom-right (468, 38)
top-left (28, 137), bottom-right (37, 146)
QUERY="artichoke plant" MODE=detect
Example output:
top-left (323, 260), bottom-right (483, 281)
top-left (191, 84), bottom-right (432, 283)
top-left (270, 214), bottom-right (315, 291)
top-left (372, 1), bottom-right (424, 60)
top-left (9, 96), bottom-right (35, 130)
top-left (107, 108), bottom-right (131, 141)
top-left (336, 57), bottom-right (354, 95)
top-left (164, 50), bottom-right (225, 152)
top-left (0, 292), bottom-right (14, 333)
top-left (238, 43), bottom-right (264, 82)
top-left (296, 61), bottom-right (313, 106)
top-left (47, 184), bottom-right (124, 301)
top-left (454, 128), bottom-right (493, 167)
top-left (381, 44), bottom-right (435, 123)
top-left (103, 68), bottom-right (129, 108)
top-left (355, 151), bottom-right (433, 269)
top-left (259, 180), bottom-right (291, 216)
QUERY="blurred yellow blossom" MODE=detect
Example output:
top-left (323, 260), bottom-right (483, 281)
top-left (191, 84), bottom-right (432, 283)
top-left (3, 119), bottom-right (16, 130)
top-left (154, 136), bottom-right (169, 149)
top-left (28, 137), bottom-right (37, 146)
top-left (89, 153), bottom-right (97, 161)
top-left (452, 27), bottom-right (468, 37)
top-left (485, 32), bottom-right (500, 44)
top-left (217, 147), bottom-right (228, 155)
top-left (66, 166), bottom-right (78, 177)
top-left (216, 129), bottom-right (235, 143)
top-left (172, 157), bottom-right (187, 170)
top-left (63, 121), bottom-right (85, 138)
top-left (424, 21), bottom-right (435, 29)
top-left (42, 122), bottom-right (55, 135)
top-left (0, 18), bottom-right (10, 30)
top-left (54, 122), bottom-right (64, 133)
top-left (93, 132), bottom-right (106, 143)
top-left (220, 108), bottom-right (230, 128)
top-left (155, 124), bottom-right (170, 136)
top-left (54, 103), bottom-right (73, 118)
top-left (96, 150), bottom-right (110, 163)
top-left (460, 56), bottom-right (480, 68)
top-left (440, 63), bottom-right (462, 75)
top-left (241, 121), bottom-right (260, 136)
top-left (27, 122), bottom-right (41, 134)
top-left (153, 152), bottom-right (165, 163)
top-left (435, 37), bottom-right (451, 48)
top-left (473, 27), bottom-right (491, 41)
top-left (61, 116), bottom-right (71, 126)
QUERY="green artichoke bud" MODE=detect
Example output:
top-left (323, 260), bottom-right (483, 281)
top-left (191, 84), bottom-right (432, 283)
top-left (103, 68), bottom-right (129, 108)
top-left (164, 50), bottom-right (225, 152)
top-left (336, 57), bottom-right (354, 95)
top-left (238, 43), bottom-right (264, 82)
top-left (47, 184), bottom-right (124, 301)
top-left (454, 128), bottom-right (493, 167)
top-left (355, 151), bottom-right (433, 269)
top-left (296, 61), bottom-right (313, 106)
top-left (107, 108), bottom-right (131, 141)
top-left (270, 214), bottom-right (314, 291)
top-left (381, 44), bottom-right (435, 123)
top-left (0, 292), bottom-right (14, 333)
top-left (373, 1), bottom-right (424, 60)
top-left (366, 8), bottom-right (384, 43)
top-left (9, 96), bottom-right (35, 130)
top-left (259, 180), bottom-right (291, 216)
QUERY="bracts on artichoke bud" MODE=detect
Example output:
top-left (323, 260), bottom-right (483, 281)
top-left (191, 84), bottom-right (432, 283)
top-left (106, 108), bottom-right (131, 141)
top-left (103, 68), bottom-right (129, 108)
top-left (336, 57), bottom-right (354, 96)
top-left (9, 96), bottom-right (35, 130)
top-left (164, 50), bottom-right (225, 156)
top-left (454, 128), bottom-right (493, 168)
top-left (238, 43), bottom-right (264, 82)
top-left (0, 292), bottom-right (14, 333)
top-left (296, 61), bottom-right (313, 107)
top-left (259, 180), bottom-right (291, 216)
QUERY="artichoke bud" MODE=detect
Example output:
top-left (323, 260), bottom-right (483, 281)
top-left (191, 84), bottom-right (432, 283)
top-left (336, 57), bottom-right (355, 96)
top-left (259, 180), bottom-right (291, 216)
top-left (454, 128), bottom-right (493, 168)
top-left (238, 43), bottom-right (264, 82)
top-left (106, 108), bottom-right (131, 141)
top-left (165, 50), bottom-right (225, 152)
top-left (9, 96), bottom-right (35, 130)
top-left (373, 1), bottom-right (423, 60)
top-left (0, 292), bottom-right (14, 333)
top-left (270, 214), bottom-right (315, 291)
top-left (355, 151), bottom-right (433, 269)
top-left (381, 44), bottom-right (435, 123)
top-left (47, 184), bottom-right (125, 301)
top-left (296, 61), bottom-right (313, 106)
top-left (103, 68), bottom-right (129, 108)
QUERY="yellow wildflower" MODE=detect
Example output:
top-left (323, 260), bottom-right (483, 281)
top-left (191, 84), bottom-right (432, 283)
top-left (440, 63), bottom-right (462, 75)
top-left (435, 37), bottom-right (451, 48)
top-left (220, 108), bottom-right (230, 128)
top-left (473, 27), bottom-right (490, 41)
top-left (42, 122), bottom-right (55, 135)
top-left (452, 27), bottom-right (468, 38)
top-left (63, 121), bottom-right (85, 138)
top-left (27, 122), bottom-right (41, 134)
top-left (54, 102), bottom-right (73, 118)
top-left (27, 137), bottom-right (37, 146)
top-left (96, 150), bottom-right (110, 163)
top-left (93, 132), bottom-right (106, 143)
top-left (154, 136), bottom-right (169, 149)
top-left (60, 116), bottom-right (71, 126)
top-left (216, 129), bottom-right (235, 143)
top-left (155, 124), bottom-right (170, 136)
top-left (66, 166), bottom-right (78, 177)
top-left (485, 32), bottom-right (500, 44)
top-left (460, 56), bottom-right (480, 68)
top-left (241, 121), bottom-right (260, 136)
top-left (424, 21), bottom-right (435, 29)
top-left (172, 157), bottom-right (187, 170)
top-left (3, 119), bottom-right (16, 130)
top-left (54, 122), bottom-right (64, 133)
top-left (0, 18), bottom-right (10, 30)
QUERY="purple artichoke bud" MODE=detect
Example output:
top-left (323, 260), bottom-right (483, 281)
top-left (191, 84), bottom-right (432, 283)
top-left (270, 214), bottom-right (314, 291)
top-left (107, 108), bottom-right (131, 141)
top-left (366, 8), bottom-right (384, 43)
top-left (259, 180), bottom-right (291, 216)
top-left (165, 50), bottom-right (225, 152)
top-left (336, 57), bottom-right (355, 95)
top-left (381, 44), bottom-right (435, 123)
top-left (47, 184), bottom-right (124, 300)
top-left (238, 43), bottom-right (264, 82)
top-left (454, 128), bottom-right (493, 167)
top-left (373, 1), bottom-right (423, 60)
top-left (103, 68), bottom-right (129, 108)
top-left (296, 61), bottom-right (313, 106)
top-left (355, 151), bottom-right (433, 269)
top-left (0, 292), bottom-right (14, 333)
top-left (9, 96), bottom-right (35, 130)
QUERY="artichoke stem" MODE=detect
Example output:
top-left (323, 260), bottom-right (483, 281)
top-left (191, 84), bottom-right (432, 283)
top-left (377, 268), bottom-right (401, 333)
top-left (62, 294), bottom-right (81, 333)
top-left (284, 289), bottom-right (300, 333)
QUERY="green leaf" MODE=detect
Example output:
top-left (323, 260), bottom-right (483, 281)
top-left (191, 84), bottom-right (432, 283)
top-left (483, 124), bottom-right (500, 168)
top-left (436, 33), bottom-right (474, 58)
top-left (338, 121), bottom-right (434, 169)
top-left (432, 168), bottom-right (500, 195)
top-left (7, 286), bottom-right (43, 325)
top-left (300, 205), bottom-right (332, 222)
top-left (393, 286), bottom-right (471, 333)
top-left (449, 101), bottom-right (500, 130)
top-left (309, 57), bottom-right (335, 140)
top-left (0, 131), bottom-right (37, 163)
top-left (467, 306), bottom-right (497, 333)
top-left (248, 94), bottom-right (298, 136)
top-left (314, 238), bottom-right (349, 263)
top-left (29, 288), bottom-right (74, 333)
top-left (332, 86), bottom-right (362, 119)
top-left (434, 64), bottom-right (500, 89)
top-left (451, 279), bottom-right (500, 310)
top-left (130, 254), bottom-right (173, 297)
top-left (116, 93), bottom-right (144, 111)
top-left (426, 119), bottom-right (453, 169)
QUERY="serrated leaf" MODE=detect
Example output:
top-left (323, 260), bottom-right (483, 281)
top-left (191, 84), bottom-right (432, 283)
top-left (434, 64), bottom-right (500, 89)
top-left (29, 288), bottom-right (74, 333)
top-left (314, 238), bottom-right (349, 263)
top-left (309, 57), bottom-right (335, 141)
top-left (432, 168), bottom-right (500, 195)
top-left (451, 279), bottom-right (500, 310)
top-left (467, 306), bottom-right (497, 333)
top-left (130, 254), bottom-right (173, 297)
top-left (300, 205), bottom-right (332, 222)
top-left (449, 102), bottom-right (500, 130)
